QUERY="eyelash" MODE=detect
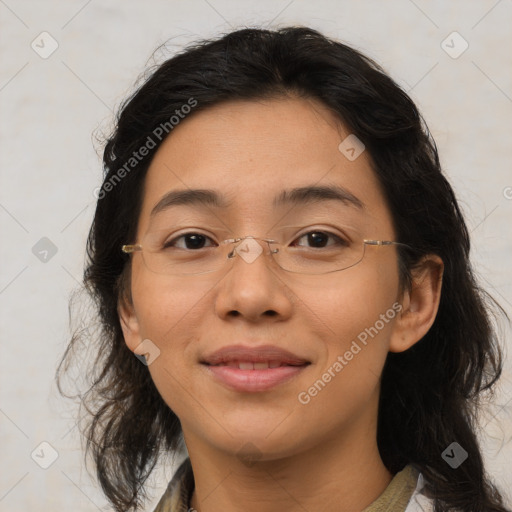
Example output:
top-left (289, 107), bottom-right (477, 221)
top-left (162, 230), bottom-right (349, 250)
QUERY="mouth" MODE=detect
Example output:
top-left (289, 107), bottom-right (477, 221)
top-left (207, 360), bottom-right (306, 370)
top-left (200, 345), bottom-right (311, 392)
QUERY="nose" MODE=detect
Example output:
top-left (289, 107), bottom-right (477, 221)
top-left (214, 236), bottom-right (293, 322)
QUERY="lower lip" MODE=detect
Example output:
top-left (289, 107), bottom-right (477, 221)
top-left (203, 364), bottom-right (308, 392)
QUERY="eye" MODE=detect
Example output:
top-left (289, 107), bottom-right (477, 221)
top-left (163, 232), bottom-right (217, 250)
top-left (292, 230), bottom-right (349, 249)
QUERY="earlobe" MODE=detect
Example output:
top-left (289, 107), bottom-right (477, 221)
top-left (118, 300), bottom-right (142, 353)
top-left (389, 255), bottom-right (444, 353)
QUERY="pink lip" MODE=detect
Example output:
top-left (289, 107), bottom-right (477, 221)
top-left (200, 344), bottom-right (310, 392)
top-left (204, 365), bottom-right (308, 392)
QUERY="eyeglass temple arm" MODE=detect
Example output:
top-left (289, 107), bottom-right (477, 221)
top-left (364, 240), bottom-right (396, 246)
top-left (364, 240), bottom-right (410, 249)
top-left (122, 244), bottom-right (142, 254)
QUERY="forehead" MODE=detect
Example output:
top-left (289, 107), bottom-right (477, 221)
top-left (138, 97), bottom-right (392, 232)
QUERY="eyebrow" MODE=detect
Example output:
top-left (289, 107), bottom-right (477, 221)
top-left (273, 185), bottom-right (363, 210)
top-left (150, 184), bottom-right (364, 218)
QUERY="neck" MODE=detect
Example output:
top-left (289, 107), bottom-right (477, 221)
top-left (186, 424), bottom-right (392, 512)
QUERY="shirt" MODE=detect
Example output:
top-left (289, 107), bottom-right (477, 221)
top-left (152, 458), bottom-right (434, 512)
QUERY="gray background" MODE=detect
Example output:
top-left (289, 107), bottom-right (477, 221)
top-left (1, 0), bottom-right (511, 510)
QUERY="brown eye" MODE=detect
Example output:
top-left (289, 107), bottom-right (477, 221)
top-left (163, 233), bottom-right (216, 250)
top-left (293, 231), bottom-right (348, 249)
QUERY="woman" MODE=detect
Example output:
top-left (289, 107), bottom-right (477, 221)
top-left (56, 27), bottom-right (510, 512)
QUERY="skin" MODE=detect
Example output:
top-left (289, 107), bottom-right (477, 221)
top-left (119, 96), bottom-right (443, 512)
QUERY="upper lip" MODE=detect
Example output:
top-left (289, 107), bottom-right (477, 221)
top-left (201, 344), bottom-right (310, 366)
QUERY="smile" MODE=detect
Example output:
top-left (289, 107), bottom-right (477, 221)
top-left (200, 344), bottom-right (311, 392)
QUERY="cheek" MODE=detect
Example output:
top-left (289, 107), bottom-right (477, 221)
top-left (300, 262), bottom-right (399, 390)
top-left (293, 269), bottom-right (399, 434)
top-left (130, 270), bottom-right (212, 394)
top-left (131, 266), bottom-right (211, 340)
top-left (299, 259), bottom-right (400, 342)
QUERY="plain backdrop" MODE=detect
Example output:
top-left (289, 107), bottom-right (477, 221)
top-left (1, 1), bottom-right (511, 510)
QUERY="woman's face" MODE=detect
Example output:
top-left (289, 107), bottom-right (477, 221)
top-left (121, 97), bottom-right (404, 461)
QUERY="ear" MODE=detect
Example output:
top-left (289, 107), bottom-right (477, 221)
top-left (389, 254), bottom-right (444, 353)
top-left (118, 298), bottom-right (143, 354)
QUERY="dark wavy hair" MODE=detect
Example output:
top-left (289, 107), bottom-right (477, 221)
top-left (56, 26), bottom-right (510, 512)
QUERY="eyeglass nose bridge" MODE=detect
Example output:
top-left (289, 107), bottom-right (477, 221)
top-left (223, 236), bottom-right (279, 264)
